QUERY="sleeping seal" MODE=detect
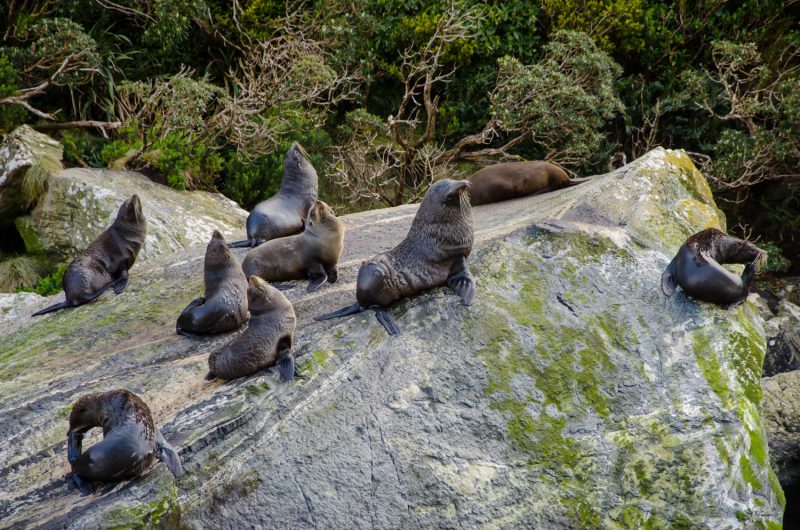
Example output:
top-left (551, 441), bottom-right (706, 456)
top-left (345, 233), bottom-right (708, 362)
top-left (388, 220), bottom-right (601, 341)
top-left (466, 160), bottom-right (581, 206)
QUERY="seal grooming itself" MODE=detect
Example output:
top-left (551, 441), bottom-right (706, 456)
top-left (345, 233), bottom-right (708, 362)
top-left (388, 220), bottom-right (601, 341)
top-left (229, 142), bottom-right (319, 248)
top-left (67, 389), bottom-right (182, 494)
top-left (177, 230), bottom-right (248, 336)
top-left (467, 161), bottom-right (581, 206)
top-left (207, 276), bottom-right (297, 381)
top-left (314, 179), bottom-right (475, 335)
top-left (241, 201), bottom-right (345, 293)
top-left (661, 228), bottom-right (767, 308)
top-left (32, 195), bottom-right (147, 317)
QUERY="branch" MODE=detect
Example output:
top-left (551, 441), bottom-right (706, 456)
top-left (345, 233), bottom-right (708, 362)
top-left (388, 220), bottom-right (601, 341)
top-left (33, 120), bottom-right (122, 137)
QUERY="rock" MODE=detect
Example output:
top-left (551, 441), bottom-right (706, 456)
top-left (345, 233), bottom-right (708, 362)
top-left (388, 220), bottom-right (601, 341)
top-left (0, 125), bottom-right (63, 227)
top-left (762, 301), bottom-right (800, 377)
top-left (762, 370), bottom-right (800, 486)
top-left (17, 167), bottom-right (248, 264)
top-left (0, 148), bottom-right (785, 528)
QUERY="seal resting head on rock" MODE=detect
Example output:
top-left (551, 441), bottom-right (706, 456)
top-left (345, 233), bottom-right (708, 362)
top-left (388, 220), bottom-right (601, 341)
top-left (314, 179), bottom-right (475, 335)
top-left (32, 194), bottom-right (147, 317)
top-left (466, 160), bottom-right (582, 206)
top-left (661, 228), bottom-right (767, 308)
top-left (241, 200), bottom-right (345, 292)
top-left (67, 389), bottom-right (182, 495)
top-left (229, 143), bottom-right (319, 248)
top-left (176, 230), bottom-right (248, 336)
top-left (207, 276), bottom-right (298, 381)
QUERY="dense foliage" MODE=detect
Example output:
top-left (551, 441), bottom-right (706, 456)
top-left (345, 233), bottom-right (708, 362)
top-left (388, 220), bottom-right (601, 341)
top-left (0, 0), bottom-right (799, 269)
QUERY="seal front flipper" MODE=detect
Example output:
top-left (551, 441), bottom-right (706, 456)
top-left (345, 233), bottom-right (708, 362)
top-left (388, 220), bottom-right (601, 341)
top-left (31, 301), bottom-right (71, 317)
top-left (276, 345), bottom-right (296, 382)
top-left (307, 263), bottom-right (328, 293)
top-left (661, 257), bottom-right (678, 297)
top-left (155, 430), bottom-right (183, 478)
top-left (67, 431), bottom-right (84, 463)
top-left (71, 472), bottom-right (95, 495)
top-left (447, 257), bottom-right (476, 305)
top-left (111, 273), bottom-right (129, 295)
top-left (314, 303), bottom-right (364, 321)
top-left (375, 308), bottom-right (400, 335)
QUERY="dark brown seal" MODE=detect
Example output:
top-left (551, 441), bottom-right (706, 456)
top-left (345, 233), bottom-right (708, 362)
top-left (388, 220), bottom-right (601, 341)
top-left (177, 230), bottom-right (248, 336)
top-left (229, 143), bottom-right (319, 248)
top-left (314, 179), bottom-right (475, 335)
top-left (661, 228), bottom-right (767, 308)
top-left (207, 276), bottom-right (297, 381)
top-left (32, 194), bottom-right (147, 316)
top-left (467, 161), bottom-right (580, 206)
top-left (67, 389), bottom-right (182, 494)
top-left (241, 201), bottom-right (345, 292)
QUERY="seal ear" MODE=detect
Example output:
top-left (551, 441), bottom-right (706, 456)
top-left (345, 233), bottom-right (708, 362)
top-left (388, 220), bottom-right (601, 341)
top-left (661, 257), bottom-right (678, 297)
top-left (155, 430), bottom-right (183, 478)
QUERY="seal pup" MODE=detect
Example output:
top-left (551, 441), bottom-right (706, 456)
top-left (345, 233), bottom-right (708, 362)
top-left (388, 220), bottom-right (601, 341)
top-left (32, 195), bottom-right (147, 316)
top-left (177, 230), bottom-right (248, 336)
top-left (229, 143), bottom-right (319, 248)
top-left (314, 179), bottom-right (475, 335)
top-left (467, 161), bottom-right (583, 206)
top-left (661, 228), bottom-right (767, 308)
top-left (241, 201), bottom-right (345, 292)
top-left (207, 276), bottom-right (297, 381)
top-left (67, 389), bottom-right (182, 494)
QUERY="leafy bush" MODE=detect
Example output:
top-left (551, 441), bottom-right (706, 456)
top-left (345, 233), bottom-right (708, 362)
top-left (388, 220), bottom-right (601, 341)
top-left (0, 56), bottom-right (26, 132)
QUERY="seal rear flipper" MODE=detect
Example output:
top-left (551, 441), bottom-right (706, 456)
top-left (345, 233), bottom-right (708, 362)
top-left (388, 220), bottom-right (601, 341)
top-left (375, 308), bottom-right (401, 335)
top-left (307, 264), bottom-right (328, 293)
top-left (204, 371), bottom-right (215, 380)
top-left (272, 282), bottom-right (294, 291)
top-left (227, 239), bottom-right (254, 249)
top-left (277, 347), bottom-right (296, 382)
top-left (31, 300), bottom-right (71, 317)
top-left (111, 272), bottom-right (129, 294)
top-left (447, 271), bottom-right (476, 305)
top-left (71, 472), bottom-right (95, 495)
top-left (661, 257), bottom-right (678, 297)
top-left (314, 303), bottom-right (364, 321)
top-left (156, 430), bottom-right (183, 478)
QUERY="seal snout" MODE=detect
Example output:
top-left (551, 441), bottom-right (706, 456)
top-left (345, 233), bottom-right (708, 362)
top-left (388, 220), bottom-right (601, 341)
top-left (447, 180), bottom-right (471, 196)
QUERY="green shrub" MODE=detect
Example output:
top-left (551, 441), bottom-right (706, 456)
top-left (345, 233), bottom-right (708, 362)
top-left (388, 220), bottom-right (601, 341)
top-left (0, 255), bottom-right (46, 293)
top-left (0, 56), bottom-right (26, 133)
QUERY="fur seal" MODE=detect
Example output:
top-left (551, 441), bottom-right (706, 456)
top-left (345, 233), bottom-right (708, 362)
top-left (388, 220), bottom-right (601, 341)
top-left (32, 195), bottom-right (147, 316)
top-left (67, 389), bottom-right (182, 494)
top-left (176, 230), bottom-right (248, 336)
top-left (661, 228), bottom-right (767, 308)
top-left (229, 143), bottom-right (319, 248)
top-left (467, 161), bottom-right (581, 206)
top-left (241, 201), bottom-right (345, 292)
top-left (207, 276), bottom-right (297, 381)
top-left (314, 179), bottom-right (475, 335)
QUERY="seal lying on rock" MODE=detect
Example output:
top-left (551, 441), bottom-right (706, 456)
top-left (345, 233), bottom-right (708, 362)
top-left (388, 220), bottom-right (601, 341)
top-left (67, 389), bottom-right (182, 494)
top-left (241, 201), bottom-right (345, 292)
top-left (177, 230), bottom-right (248, 336)
top-left (207, 276), bottom-right (297, 381)
top-left (466, 161), bottom-right (582, 206)
top-left (229, 143), bottom-right (318, 248)
top-left (32, 195), bottom-right (147, 317)
top-left (661, 228), bottom-right (767, 308)
top-left (315, 179), bottom-right (475, 335)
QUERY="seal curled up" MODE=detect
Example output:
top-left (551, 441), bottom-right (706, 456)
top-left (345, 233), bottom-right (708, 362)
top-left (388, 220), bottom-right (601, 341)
top-left (467, 161), bottom-right (581, 206)
top-left (67, 389), bottom-right (182, 494)
top-left (314, 179), bottom-right (475, 335)
top-left (661, 228), bottom-right (767, 308)
top-left (33, 195), bottom-right (147, 316)
top-left (241, 201), bottom-right (345, 292)
top-left (229, 143), bottom-right (318, 248)
top-left (177, 230), bottom-right (248, 336)
top-left (207, 276), bottom-right (297, 381)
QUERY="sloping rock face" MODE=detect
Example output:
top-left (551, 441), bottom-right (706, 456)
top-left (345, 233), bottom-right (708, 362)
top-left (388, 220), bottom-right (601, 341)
top-left (762, 300), bottom-right (800, 377)
top-left (762, 369), bottom-right (800, 486)
top-left (0, 148), bottom-right (784, 529)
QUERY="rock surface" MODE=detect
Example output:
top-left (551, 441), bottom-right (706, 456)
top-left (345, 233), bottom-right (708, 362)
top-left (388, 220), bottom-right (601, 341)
top-left (762, 300), bottom-right (800, 377)
top-left (762, 369), bottom-right (800, 487)
top-left (0, 148), bottom-right (785, 529)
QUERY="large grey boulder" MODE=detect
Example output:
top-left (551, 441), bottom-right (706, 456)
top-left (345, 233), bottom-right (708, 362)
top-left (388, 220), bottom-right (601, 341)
top-left (0, 148), bottom-right (785, 528)
top-left (762, 369), bottom-right (800, 487)
top-left (762, 301), bottom-right (800, 377)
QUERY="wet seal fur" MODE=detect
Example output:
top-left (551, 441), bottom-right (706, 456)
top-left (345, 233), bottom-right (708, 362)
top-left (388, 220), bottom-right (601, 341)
top-left (467, 161), bottom-right (582, 206)
top-left (229, 143), bottom-right (318, 248)
top-left (661, 228), bottom-right (767, 308)
top-left (67, 389), bottom-right (182, 494)
top-left (314, 179), bottom-right (475, 335)
top-left (241, 201), bottom-right (345, 292)
top-left (207, 276), bottom-right (297, 381)
top-left (32, 195), bottom-right (147, 317)
top-left (177, 230), bottom-right (248, 336)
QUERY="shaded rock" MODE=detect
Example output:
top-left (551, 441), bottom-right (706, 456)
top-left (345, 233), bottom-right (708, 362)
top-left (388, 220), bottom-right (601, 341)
top-left (0, 148), bottom-right (784, 529)
top-left (762, 301), bottom-right (800, 377)
top-left (0, 126), bottom-right (63, 227)
top-left (762, 370), bottom-right (800, 486)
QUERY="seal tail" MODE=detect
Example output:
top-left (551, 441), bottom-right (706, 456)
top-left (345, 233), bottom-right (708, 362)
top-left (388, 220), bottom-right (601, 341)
top-left (314, 303), bottom-right (364, 321)
top-left (155, 429), bottom-right (183, 478)
top-left (32, 301), bottom-right (71, 317)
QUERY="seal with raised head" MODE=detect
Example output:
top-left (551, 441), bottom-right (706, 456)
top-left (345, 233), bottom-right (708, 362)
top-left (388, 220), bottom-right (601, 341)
top-left (207, 276), bottom-right (297, 381)
top-left (67, 389), bottom-right (182, 494)
top-left (467, 160), bottom-right (581, 206)
top-left (314, 179), bottom-right (475, 335)
top-left (177, 230), bottom-right (248, 336)
top-left (229, 143), bottom-right (319, 248)
top-left (241, 201), bottom-right (345, 292)
top-left (661, 228), bottom-right (767, 308)
top-left (32, 194), bottom-right (147, 316)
